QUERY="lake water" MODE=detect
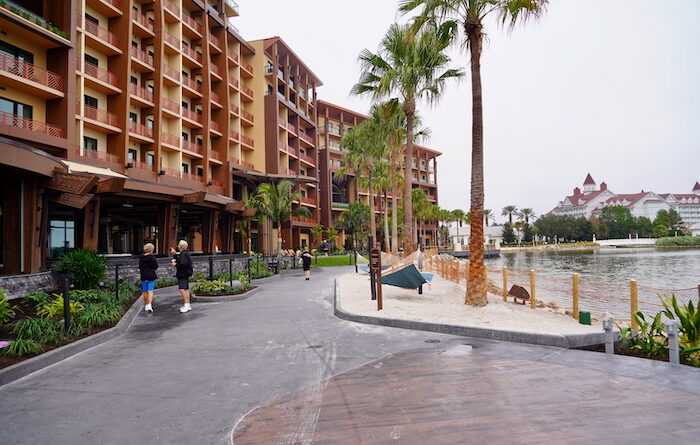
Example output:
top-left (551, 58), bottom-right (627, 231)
top-left (486, 248), bottom-right (700, 290)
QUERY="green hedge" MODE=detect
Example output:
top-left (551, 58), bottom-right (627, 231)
top-left (655, 236), bottom-right (700, 247)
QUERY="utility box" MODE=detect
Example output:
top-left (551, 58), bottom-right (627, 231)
top-left (579, 311), bottom-right (592, 325)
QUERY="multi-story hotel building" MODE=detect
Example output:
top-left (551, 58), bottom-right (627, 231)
top-left (317, 100), bottom-right (441, 248)
top-left (0, 0), bottom-right (253, 275)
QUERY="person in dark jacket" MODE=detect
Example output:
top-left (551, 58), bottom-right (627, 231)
top-left (170, 240), bottom-right (193, 313)
top-left (139, 243), bottom-right (158, 313)
top-left (301, 247), bottom-right (313, 280)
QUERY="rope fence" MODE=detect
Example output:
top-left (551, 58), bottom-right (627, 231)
top-left (423, 254), bottom-right (700, 327)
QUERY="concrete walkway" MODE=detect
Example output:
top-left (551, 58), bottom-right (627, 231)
top-left (0, 266), bottom-right (698, 445)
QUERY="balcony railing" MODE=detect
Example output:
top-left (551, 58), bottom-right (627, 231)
top-left (161, 98), bottom-right (179, 114)
top-left (100, 0), bottom-right (121, 9)
top-left (160, 133), bottom-right (180, 147)
top-left (182, 14), bottom-right (202, 34)
top-left (229, 52), bottom-right (240, 64)
top-left (232, 158), bottom-right (255, 170)
top-left (229, 130), bottom-right (240, 141)
top-left (208, 34), bottom-right (221, 48)
top-left (241, 135), bottom-right (254, 147)
top-left (210, 91), bottom-right (221, 103)
top-left (82, 60), bottom-right (120, 88)
top-left (278, 142), bottom-right (296, 156)
top-left (82, 16), bottom-right (120, 48)
top-left (181, 107), bottom-right (203, 124)
top-left (241, 60), bottom-right (253, 74)
top-left (230, 104), bottom-right (239, 116)
top-left (298, 131), bottom-right (314, 146)
top-left (182, 44), bottom-right (203, 63)
top-left (162, 167), bottom-right (182, 178)
top-left (130, 159), bottom-right (154, 171)
top-left (291, 216), bottom-right (316, 225)
top-left (241, 84), bottom-right (253, 98)
top-left (299, 196), bottom-right (316, 206)
top-left (129, 84), bottom-right (153, 103)
top-left (182, 172), bottom-right (204, 183)
top-left (209, 150), bottom-right (222, 161)
top-left (210, 120), bottom-right (221, 133)
top-left (182, 140), bottom-right (203, 154)
top-left (163, 0), bottom-right (180, 16)
top-left (128, 121), bottom-right (153, 138)
top-left (228, 77), bottom-right (239, 89)
top-left (277, 117), bottom-right (294, 133)
top-left (0, 111), bottom-right (63, 137)
top-left (163, 65), bottom-right (180, 81)
top-left (182, 76), bottom-right (202, 93)
top-left (81, 148), bottom-right (120, 164)
top-left (133, 12), bottom-right (154, 32)
top-left (78, 102), bottom-right (120, 128)
top-left (279, 167), bottom-right (294, 176)
top-left (210, 178), bottom-right (223, 187)
top-left (210, 64), bottom-right (220, 77)
top-left (299, 152), bottom-right (315, 165)
top-left (225, 0), bottom-right (240, 14)
top-left (130, 46), bottom-right (154, 68)
top-left (164, 32), bottom-right (180, 49)
top-left (0, 53), bottom-right (64, 92)
top-left (241, 110), bottom-right (254, 123)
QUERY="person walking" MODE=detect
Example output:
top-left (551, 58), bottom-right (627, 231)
top-left (321, 240), bottom-right (330, 256)
top-left (170, 240), bottom-right (193, 313)
top-left (301, 247), bottom-right (313, 280)
top-left (139, 243), bottom-right (158, 313)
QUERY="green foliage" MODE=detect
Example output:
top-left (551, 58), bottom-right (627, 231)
top-left (249, 260), bottom-right (272, 279)
top-left (76, 303), bottom-right (122, 329)
top-left (70, 289), bottom-right (110, 305)
top-left (219, 270), bottom-right (251, 289)
top-left (655, 236), bottom-right (700, 247)
top-left (37, 293), bottom-right (84, 320)
top-left (597, 206), bottom-right (636, 239)
top-left (653, 209), bottom-right (684, 236)
top-left (11, 318), bottom-right (62, 344)
top-left (1, 339), bottom-right (43, 357)
top-left (618, 312), bottom-right (667, 358)
top-left (337, 201), bottom-right (370, 247)
top-left (535, 214), bottom-right (594, 242)
top-left (155, 277), bottom-right (178, 288)
top-left (53, 248), bottom-right (106, 290)
top-left (313, 255), bottom-right (354, 267)
top-left (116, 280), bottom-right (138, 303)
top-left (22, 292), bottom-right (50, 309)
top-left (248, 180), bottom-right (311, 230)
top-left (0, 291), bottom-right (20, 327)
top-left (191, 280), bottom-right (240, 296)
top-left (501, 222), bottom-right (516, 244)
top-left (661, 295), bottom-right (700, 364)
top-left (191, 272), bottom-right (209, 282)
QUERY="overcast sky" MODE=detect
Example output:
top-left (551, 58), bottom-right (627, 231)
top-left (236, 1), bottom-right (700, 224)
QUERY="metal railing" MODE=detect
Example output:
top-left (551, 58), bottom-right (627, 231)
top-left (182, 76), bottom-right (202, 93)
top-left (241, 60), bottom-right (253, 74)
top-left (129, 46), bottom-right (153, 68)
top-left (210, 120), bottom-right (221, 133)
top-left (163, 65), bottom-right (180, 81)
top-left (208, 34), bottom-right (221, 48)
top-left (129, 159), bottom-right (153, 171)
top-left (0, 111), bottom-right (63, 137)
top-left (128, 121), bottom-right (153, 138)
top-left (182, 140), bottom-right (203, 154)
top-left (160, 133), bottom-right (180, 147)
top-left (163, 32), bottom-right (180, 49)
top-left (241, 84), bottom-right (253, 98)
top-left (163, 0), bottom-right (180, 16)
top-left (78, 102), bottom-right (120, 128)
top-left (129, 84), bottom-right (153, 103)
top-left (182, 44), bottom-right (203, 63)
top-left (299, 152), bottom-right (315, 165)
top-left (83, 60), bottom-right (120, 87)
top-left (209, 150), bottom-right (222, 161)
top-left (181, 107), bottom-right (203, 124)
top-left (81, 15), bottom-right (120, 48)
top-left (133, 12), bottom-right (154, 32)
top-left (161, 98), bottom-right (179, 114)
top-left (80, 148), bottom-right (119, 164)
top-left (298, 131), bottom-right (314, 146)
top-left (182, 14), bottom-right (202, 34)
top-left (0, 53), bottom-right (63, 92)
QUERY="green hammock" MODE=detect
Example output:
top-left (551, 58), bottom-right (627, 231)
top-left (381, 264), bottom-right (429, 289)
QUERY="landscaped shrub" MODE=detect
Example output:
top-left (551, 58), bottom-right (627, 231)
top-left (22, 292), bottom-right (50, 309)
top-left (70, 289), bottom-right (110, 305)
top-left (218, 271), bottom-right (250, 289)
top-left (191, 280), bottom-right (241, 296)
top-left (249, 260), bottom-right (272, 279)
top-left (661, 295), bottom-right (700, 366)
top-left (155, 277), bottom-right (178, 288)
top-left (655, 236), bottom-right (700, 247)
top-left (53, 248), bottom-right (106, 290)
top-left (37, 293), bottom-right (84, 320)
top-left (618, 312), bottom-right (667, 358)
top-left (11, 318), bottom-right (62, 344)
top-left (191, 271), bottom-right (209, 282)
top-left (76, 303), bottom-right (122, 330)
top-left (0, 289), bottom-right (20, 327)
top-left (1, 339), bottom-right (42, 357)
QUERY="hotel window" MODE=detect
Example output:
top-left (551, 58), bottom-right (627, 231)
top-left (0, 41), bottom-right (34, 64)
top-left (84, 54), bottom-right (98, 66)
top-left (181, 132), bottom-right (189, 141)
top-left (83, 136), bottom-right (98, 150)
top-left (48, 218), bottom-right (75, 258)
top-left (0, 97), bottom-right (33, 120)
top-left (197, 167), bottom-right (203, 177)
top-left (267, 85), bottom-right (273, 95)
top-left (130, 76), bottom-right (138, 85)
top-left (265, 61), bottom-right (273, 74)
top-left (181, 163), bottom-right (189, 173)
top-left (300, 169), bottom-right (306, 176)
top-left (146, 119), bottom-right (154, 129)
top-left (129, 112), bottom-right (137, 123)
top-left (128, 149), bottom-right (137, 161)
top-left (131, 41), bottom-right (138, 49)
top-left (84, 13), bottom-right (99, 26)
top-left (147, 153), bottom-right (155, 165)
top-left (84, 95), bottom-right (98, 108)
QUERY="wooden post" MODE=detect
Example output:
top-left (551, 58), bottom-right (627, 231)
top-left (502, 267), bottom-right (508, 302)
top-left (572, 273), bottom-right (580, 320)
top-left (529, 269), bottom-right (536, 309)
top-left (630, 280), bottom-right (639, 329)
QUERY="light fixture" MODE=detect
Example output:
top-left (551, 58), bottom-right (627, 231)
top-left (158, 170), bottom-right (165, 175)
top-left (122, 202), bottom-right (133, 208)
top-left (206, 181), bottom-right (213, 186)
top-left (125, 162), bottom-right (134, 168)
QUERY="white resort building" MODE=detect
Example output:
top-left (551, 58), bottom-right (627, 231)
top-left (549, 175), bottom-right (700, 228)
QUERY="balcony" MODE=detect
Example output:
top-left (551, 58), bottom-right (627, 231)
top-left (240, 84), bottom-right (253, 102)
top-left (230, 104), bottom-right (239, 116)
top-left (181, 107), bottom-right (203, 126)
top-left (0, 111), bottom-right (63, 138)
top-left (182, 44), bottom-right (203, 66)
top-left (240, 60), bottom-right (253, 78)
top-left (278, 142), bottom-right (296, 157)
top-left (209, 178), bottom-right (223, 187)
top-left (208, 34), bottom-right (222, 52)
top-left (298, 131), bottom-right (315, 147)
top-left (232, 158), bottom-right (255, 170)
top-left (291, 216), bottom-right (316, 226)
top-left (163, 32), bottom-right (180, 53)
top-left (241, 109), bottom-right (254, 125)
top-left (210, 120), bottom-right (222, 135)
top-left (298, 196), bottom-right (317, 207)
top-left (160, 133), bottom-right (180, 149)
top-left (241, 135), bottom-right (254, 149)
top-left (224, 0), bottom-right (240, 17)
top-left (129, 84), bottom-right (154, 106)
top-left (279, 167), bottom-right (295, 175)
top-left (182, 140), bottom-right (204, 155)
top-left (299, 152), bottom-right (315, 166)
top-left (209, 150), bottom-right (222, 162)
top-left (182, 77), bottom-right (203, 96)
top-left (79, 148), bottom-right (120, 164)
top-left (229, 130), bottom-right (240, 141)
top-left (132, 11), bottom-right (154, 37)
top-left (128, 121), bottom-right (154, 141)
top-left (87, 0), bottom-right (122, 18)
top-left (0, 53), bottom-right (63, 98)
top-left (80, 15), bottom-right (121, 55)
top-left (130, 46), bottom-right (154, 72)
top-left (163, 0), bottom-right (180, 20)
top-left (277, 117), bottom-right (294, 134)
top-left (161, 98), bottom-right (180, 117)
top-left (332, 202), bottom-right (350, 209)
top-left (228, 52), bottom-right (240, 65)
top-left (128, 159), bottom-right (154, 172)
top-left (163, 65), bottom-right (180, 84)
top-left (210, 64), bottom-right (221, 80)
top-left (210, 91), bottom-right (222, 106)
top-left (228, 76), bottom-right (239, 90)
top-left (78, 102), bottom-right (121, 133)
top-left (80, 60), bottom-right (121, 94)
top-left (182, 14), bottom-right (202, 37)
top-left (183, 172), bottom-right (204, 183)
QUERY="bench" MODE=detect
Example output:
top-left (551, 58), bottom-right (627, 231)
top-left (267, 258), bottom-right (279, 274)
top-left (508, 284), bottom-right (530, 305)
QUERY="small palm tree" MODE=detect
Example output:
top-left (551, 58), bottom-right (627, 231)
top-left (518, 208), bottom-right (536, 224)
top-left (353, 21), bottom-right (463, 249)
top-left (337, 201), bottom-right (371, 250)
top-left (502, 205), bottom-right (518, 225)
top-left (452, 209), bottom-right (467, 246)
top-left (249, 180), bottom-right (311, 252)
top-left (372, 160), bottom-right (393, 252)
top-left (401, 0), bottom-right (549, 306)
top-left (483, 209), bottom-right (495, 227)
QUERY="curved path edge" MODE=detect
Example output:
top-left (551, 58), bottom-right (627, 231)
top-left (0, 292), bottom-right (146, 387)
top-left (333, 278), bottom-right (605, 349)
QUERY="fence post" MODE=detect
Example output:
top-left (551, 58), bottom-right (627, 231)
top-left (666, 320), bottom-right (679, 365)
top-left (529, 269), bottom-right (536, 309)
top-left (502, 266), bottom-right (508, 302)
top-left (603, 317), bottom-right (614, 354)
top-left (114, 264), bottom-right (120, 301)
top-left (62, 274), bottom-right (71, 332)
top-left (209, 257), bottom-right (214, 281)
top-left (630, 280), bottom-right (639, 330)
top-left (572, 273), bottom-right (580, 320)
top-left (228, 258), bottom-right (233, 287)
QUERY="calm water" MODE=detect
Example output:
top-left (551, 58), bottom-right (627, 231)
top-left (486, 248), bottom-right (700, 289)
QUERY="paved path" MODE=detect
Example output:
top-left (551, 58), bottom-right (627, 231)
top-left (0, 266), bottom-right (698, 445)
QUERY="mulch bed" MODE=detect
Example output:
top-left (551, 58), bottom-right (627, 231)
top-left (578, 344), bottom-right (697, 367)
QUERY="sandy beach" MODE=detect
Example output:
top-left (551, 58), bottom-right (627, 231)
top-left (338, 272), bottom-right (602, 335)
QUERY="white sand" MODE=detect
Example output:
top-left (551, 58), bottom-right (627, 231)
top-left (338, 273), bottom-right (602, 335)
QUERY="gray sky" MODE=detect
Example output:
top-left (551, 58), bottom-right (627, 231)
top-left (236, 1), bottom-right (700, 224)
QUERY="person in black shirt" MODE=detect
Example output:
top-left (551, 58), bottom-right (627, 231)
top-left (170, 240), bottom-right (193, 313)
top-left (301, 247), bottom-right (313, 280)
top-left (139, 243), bottom-right (158, 313)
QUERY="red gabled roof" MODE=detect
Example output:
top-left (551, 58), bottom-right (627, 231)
top-left (603, 192), bottom-right (648, 207)
top-left (693, 181), bottom-right (700, 191)
top-left (563, 189), bottom-right (605, 207)
top-left (583, 173), bottom-right (596, 185)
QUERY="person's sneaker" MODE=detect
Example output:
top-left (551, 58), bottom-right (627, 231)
top-left (179, 304), bottom-right (192, 313)
top-left (305, 277), bottom-right (310, 281)
top-left (145, 304), bottom-right (153, 313)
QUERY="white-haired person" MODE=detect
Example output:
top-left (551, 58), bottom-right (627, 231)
top-left (170, 240), bottom-right (193, 313)
top-left (139, 243), bottom-right (158, 313)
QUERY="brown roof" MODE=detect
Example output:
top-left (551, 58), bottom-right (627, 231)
top-left (583, 173), bottom-right (596, 185)
top-left (603, 192), bottom-right (649, 207)
top-left (261, 36), bottom-right (323, 86)
top-left (693, 181), bottom-right (700, 191)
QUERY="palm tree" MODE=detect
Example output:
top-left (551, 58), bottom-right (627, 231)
top-left (373, 160), bottom-right (393, 252)
top-left (483, 209), bottom-right (495, 227)
top-left (337, 201), bottom-right (371, 250)
top-left (401, 0), bottom-right (549, 307)
top-left (352, 22), bottom-right (463, 250)
top-left (412, 188), bottom-right (430, 246)
top-left (249, 180), bottom-right (311, 252)
top-left (452, 209), bottom-right (467, 247)
top-left (502, 205), bottom-right (518, 225)
top-left (518, 208), bottom-right (536, 224)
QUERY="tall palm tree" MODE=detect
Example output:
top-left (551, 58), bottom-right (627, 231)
top-left (352, 22), bottom-right (463, 250)
top-left (373, 160), bottom-right (393, 252)
top-left (483, 209), bottom-right (495, 227)
top-left (518, 208), bottom-right (536, 224)
top-left (412, 188), bottom-right (430, 246)
top-left (401, 0), bottom-right (549, 306)
top-left (249, 180), bottom-right (311, 252)
top-left (502, 205), bottom-right (518, 225)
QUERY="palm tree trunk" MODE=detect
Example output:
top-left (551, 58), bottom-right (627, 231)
top-left (390, 173), bottom-right (399, 255)
top-left (466, 23), bottom-right (488, 307)
top-left (403, 98), bottom-right (416, 250)
top-left (383, 191), bottom-right (390, 253)
top-left (368, 173), bottom-right (377, 245)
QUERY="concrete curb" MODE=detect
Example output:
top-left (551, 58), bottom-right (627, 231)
top-left (0, 294), bottom-right (144, 387)
top-left (192, 286), bottom-right (262, 302)
top-left (333, 279), bottom-right (606, 349)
